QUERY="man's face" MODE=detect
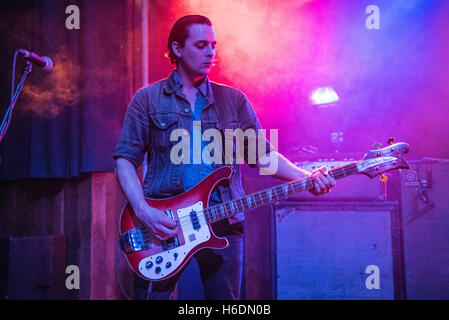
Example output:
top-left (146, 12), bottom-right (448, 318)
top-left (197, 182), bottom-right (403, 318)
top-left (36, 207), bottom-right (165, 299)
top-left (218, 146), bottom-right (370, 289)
top-left (176, 24), bottom-right (216, 76)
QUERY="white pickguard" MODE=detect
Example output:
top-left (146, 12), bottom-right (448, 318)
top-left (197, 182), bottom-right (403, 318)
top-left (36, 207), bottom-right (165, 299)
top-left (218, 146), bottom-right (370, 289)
top-left (138, 201), bottom-right (210, 280)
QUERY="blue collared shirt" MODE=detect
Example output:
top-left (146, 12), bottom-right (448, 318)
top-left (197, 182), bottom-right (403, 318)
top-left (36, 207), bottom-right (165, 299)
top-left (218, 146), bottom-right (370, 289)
top-left (173, 71), bottom-right (221, 204)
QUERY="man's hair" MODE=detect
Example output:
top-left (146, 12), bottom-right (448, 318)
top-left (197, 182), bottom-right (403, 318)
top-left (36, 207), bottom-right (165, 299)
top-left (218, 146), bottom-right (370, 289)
top-left (167, 15), bottom-right (213, 65)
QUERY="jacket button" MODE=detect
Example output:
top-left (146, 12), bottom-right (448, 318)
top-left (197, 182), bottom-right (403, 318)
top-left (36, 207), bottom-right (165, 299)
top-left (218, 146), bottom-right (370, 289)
top-left (184, 108), bottom-right (189, 112)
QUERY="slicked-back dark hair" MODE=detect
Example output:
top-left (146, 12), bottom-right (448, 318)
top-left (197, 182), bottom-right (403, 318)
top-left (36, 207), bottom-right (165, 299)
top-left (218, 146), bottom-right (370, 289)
top-left (167, 15), bottom-right (213, 65)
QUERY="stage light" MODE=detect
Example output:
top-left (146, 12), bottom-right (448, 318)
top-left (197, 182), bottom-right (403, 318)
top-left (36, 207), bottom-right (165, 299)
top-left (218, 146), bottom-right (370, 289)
top-left (309, 86), bottom-right (339, 107)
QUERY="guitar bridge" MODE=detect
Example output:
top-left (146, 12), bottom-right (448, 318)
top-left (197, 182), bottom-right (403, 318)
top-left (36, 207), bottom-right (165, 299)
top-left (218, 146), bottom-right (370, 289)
top-left (120, 225), bottom-right (151, 253)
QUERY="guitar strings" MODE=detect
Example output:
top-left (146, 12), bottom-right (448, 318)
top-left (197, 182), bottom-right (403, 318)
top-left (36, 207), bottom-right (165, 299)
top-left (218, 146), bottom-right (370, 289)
top-left (145, 164), bottom-right (357, 234)
top-left (201, 164), bottom-right (356, 222)
top-left (174, 164), bottom-right (355, 225)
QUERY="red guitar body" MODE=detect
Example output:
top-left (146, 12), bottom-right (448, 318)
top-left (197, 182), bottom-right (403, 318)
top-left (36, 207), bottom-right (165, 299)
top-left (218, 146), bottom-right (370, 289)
top-left (119, 166), bottom-right (233, 281)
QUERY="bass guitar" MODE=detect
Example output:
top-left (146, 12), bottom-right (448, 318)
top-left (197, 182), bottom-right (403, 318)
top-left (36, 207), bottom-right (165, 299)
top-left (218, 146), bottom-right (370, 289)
top-left (119, 142), bottom-right (410, 281)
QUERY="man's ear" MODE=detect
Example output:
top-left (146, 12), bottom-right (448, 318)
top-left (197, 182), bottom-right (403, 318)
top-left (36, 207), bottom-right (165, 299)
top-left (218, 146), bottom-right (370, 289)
top-left (172, 41), bottom-right (183, 60)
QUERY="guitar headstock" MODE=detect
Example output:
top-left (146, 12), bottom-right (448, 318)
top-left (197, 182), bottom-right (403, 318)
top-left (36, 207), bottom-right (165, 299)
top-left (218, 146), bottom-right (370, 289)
top-left (357, 142), bottom-right (410, 178)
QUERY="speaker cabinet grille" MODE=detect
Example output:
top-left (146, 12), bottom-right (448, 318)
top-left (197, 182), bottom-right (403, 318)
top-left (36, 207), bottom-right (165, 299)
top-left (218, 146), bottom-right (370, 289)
top-left (274, 201), bottom-right (400, 300)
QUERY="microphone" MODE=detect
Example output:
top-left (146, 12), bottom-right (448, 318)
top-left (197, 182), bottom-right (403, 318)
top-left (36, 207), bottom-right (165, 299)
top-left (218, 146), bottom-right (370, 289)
top-left (18, 49), bottom-right (53, 71)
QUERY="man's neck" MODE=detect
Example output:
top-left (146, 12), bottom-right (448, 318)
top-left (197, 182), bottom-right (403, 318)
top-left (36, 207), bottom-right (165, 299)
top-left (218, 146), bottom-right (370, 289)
top-left (175, 65), bottom-right (206, 90)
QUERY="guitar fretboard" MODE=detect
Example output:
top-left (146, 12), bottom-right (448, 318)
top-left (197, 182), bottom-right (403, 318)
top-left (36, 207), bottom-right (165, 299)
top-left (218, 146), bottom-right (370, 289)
top-left (203, 162), bottom-right (359, 224)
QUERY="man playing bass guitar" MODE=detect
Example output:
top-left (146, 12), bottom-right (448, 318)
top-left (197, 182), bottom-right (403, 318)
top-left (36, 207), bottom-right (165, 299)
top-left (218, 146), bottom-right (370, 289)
top-left (113, 15), bottom-right (336, 300)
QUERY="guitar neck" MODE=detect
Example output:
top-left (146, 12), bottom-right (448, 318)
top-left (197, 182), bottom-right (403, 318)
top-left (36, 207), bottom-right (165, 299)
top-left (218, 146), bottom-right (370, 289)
top-left (204, 161), bottom-right (359, 224)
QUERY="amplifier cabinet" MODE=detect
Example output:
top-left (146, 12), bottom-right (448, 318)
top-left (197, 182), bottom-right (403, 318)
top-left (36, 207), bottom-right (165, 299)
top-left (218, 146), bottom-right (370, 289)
top-left (293, 158), bottom-right (387, 201)
top-left (0, 236), bottom-right (66, 300)
top-left (273, 201), bottom-right (403, 300)
top-left (400, 159), bottom-right (449, 299)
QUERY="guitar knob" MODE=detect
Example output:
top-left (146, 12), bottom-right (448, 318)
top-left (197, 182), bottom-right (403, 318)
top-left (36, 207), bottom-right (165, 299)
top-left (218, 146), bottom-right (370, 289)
top-left (156, 256), bottom-right (163, 264)
top-left (145, 261), bottom-right (153, 269)
top-left (155, 267), bottom-right (161, 274)
top-left (387, 137), bottom-right (395, 145)
top-left (174, 253), bottom-right (178, 260)
top-left (166, 262), bottom-right (172, 268)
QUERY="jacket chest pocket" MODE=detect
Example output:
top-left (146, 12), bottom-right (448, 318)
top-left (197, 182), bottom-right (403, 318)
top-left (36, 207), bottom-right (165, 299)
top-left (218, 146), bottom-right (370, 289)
top-left (149, 112), bottom-right (179, 151)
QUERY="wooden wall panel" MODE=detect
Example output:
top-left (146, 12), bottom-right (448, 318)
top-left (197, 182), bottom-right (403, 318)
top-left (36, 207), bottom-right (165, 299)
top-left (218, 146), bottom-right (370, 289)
top-left (0, 172), bottom-right (132, 300)
top-left (90, 172), bottom-right (132, 299)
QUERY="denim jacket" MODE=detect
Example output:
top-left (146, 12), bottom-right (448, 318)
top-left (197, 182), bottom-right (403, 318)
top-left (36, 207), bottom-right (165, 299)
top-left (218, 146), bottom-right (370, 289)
top-left (113, 71), bottom-right (272, 224)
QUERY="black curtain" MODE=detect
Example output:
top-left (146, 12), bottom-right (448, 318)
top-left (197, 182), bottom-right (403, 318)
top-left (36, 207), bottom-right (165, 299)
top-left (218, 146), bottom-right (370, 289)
top-left (0, 0), bottom-right (142, 179)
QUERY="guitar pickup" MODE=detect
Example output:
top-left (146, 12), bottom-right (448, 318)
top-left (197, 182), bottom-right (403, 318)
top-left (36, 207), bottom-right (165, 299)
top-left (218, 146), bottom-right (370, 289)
top-left (161, 236), bottom-right (180, 251)
top-left (120, 225), bottom-right (151, 253)
top-left (190, 209), bottom-right (201, 230)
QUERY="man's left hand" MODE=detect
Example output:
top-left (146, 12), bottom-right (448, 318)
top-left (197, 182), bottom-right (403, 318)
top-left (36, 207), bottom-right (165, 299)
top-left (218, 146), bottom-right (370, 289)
top-left (309, 166), bottom-right (336, 196)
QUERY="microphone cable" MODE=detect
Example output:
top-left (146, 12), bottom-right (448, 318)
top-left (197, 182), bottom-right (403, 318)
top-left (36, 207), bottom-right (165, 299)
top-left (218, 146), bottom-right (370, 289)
top-left (0, 50), bottom-right (20, 143)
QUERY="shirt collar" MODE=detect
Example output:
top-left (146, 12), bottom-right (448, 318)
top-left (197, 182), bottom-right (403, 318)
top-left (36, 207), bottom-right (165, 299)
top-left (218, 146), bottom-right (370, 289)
top-left (164, 70), bottom-right (214, 103)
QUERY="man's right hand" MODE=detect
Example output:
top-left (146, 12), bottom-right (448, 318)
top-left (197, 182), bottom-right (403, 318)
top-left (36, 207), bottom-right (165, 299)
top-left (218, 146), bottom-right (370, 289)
top-left (115, 158), bottom-right (178, 241)
top-left (135, 200), bottom-right (178, 241)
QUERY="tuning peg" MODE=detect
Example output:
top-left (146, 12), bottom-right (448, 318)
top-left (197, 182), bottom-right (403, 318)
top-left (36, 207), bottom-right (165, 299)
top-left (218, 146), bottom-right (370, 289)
top-left (387, 137), bottom-right (395, 145)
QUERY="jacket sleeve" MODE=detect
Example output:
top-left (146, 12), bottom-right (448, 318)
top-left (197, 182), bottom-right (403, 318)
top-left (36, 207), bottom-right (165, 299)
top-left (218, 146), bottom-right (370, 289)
top-left (113, 89), bottom-right (150, 168)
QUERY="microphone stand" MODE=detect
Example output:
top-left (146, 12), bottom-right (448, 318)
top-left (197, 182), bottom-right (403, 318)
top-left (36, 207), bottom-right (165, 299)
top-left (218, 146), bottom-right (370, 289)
top-left (0, 60), bottom-right (33, 144)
